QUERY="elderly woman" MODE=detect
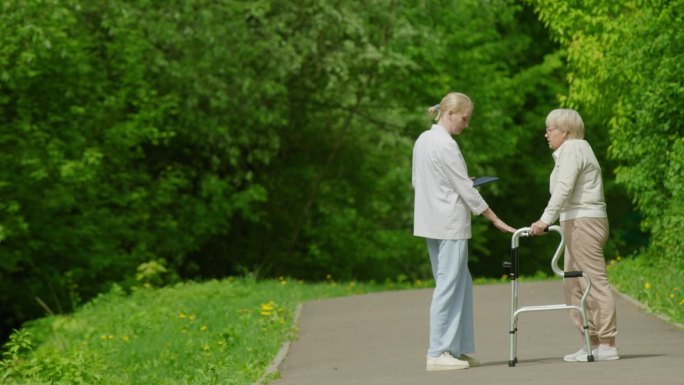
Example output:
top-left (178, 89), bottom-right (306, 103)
top-left (413, 92), bottom-right (515, 371)
top-left (529, 108), bottom-right (619, 362)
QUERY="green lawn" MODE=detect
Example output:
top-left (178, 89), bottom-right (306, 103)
top-left (0, 276), bottom-right (432, 385)
top-left (607, 256), bottom-right (684, 326)
top-left (1, 259), bottom-right (681, 385)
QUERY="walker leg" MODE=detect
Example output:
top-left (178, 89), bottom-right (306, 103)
top-left (513, 324), bottom-right (518, 365)
top-left (509, 314), bottom-right (519, 367)
top-left (509, 330), bottom-right (516, 367)
top-left (509, 279), bottom-right (518, 367)
top-left (579, 310), bottom-right (594, 362)
top-left (582, 325), bottom-right (594, 362)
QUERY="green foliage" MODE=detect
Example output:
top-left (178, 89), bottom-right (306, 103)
top-left (1, 327), bottom-right (105, 385)
top-left (0, 277), bottom-right (430, 384)
top-left (528, 0), bottom-right (684, 266)
top-left (0, 0), bottom-right (570, 340)
top-left (1, 0), bottom-right (283, 335)
top-left (608, 254), bottom-right (684, 325)
top-left (135, 259), bottom-right (175, 287)
top-left (223, 0), bottom-right (569, 280)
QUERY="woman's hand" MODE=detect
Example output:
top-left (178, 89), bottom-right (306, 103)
top-left (481, 208), bottom-right (516, 233)
top-left (529, 220), bottom-right (549, 236)
top-left (492, 217), bottom-right (517, 233)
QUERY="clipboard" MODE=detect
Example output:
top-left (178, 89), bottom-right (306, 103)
top-left (472, 176), bottom-right (499, 187)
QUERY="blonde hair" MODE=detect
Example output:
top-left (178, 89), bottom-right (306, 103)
top-left (428, 92), bottom-right (473, 122)
top-left (546, 108), bottom-right (585, 139)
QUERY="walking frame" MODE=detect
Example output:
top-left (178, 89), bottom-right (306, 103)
top-left (504, 225), bottom-right (595, 367)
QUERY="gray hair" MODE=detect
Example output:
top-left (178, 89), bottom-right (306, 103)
top-left (546, 108), bottom-right (585, 139)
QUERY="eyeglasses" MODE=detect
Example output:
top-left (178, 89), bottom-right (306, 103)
top-left (545, 127), bottom-right (559, 134)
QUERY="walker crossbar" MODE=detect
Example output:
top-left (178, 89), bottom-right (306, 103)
top-left (506, 226), bottom-right (594, 367)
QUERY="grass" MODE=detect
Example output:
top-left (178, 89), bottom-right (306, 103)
top-left (607, 255), bottom-right (684, 326)
top-left (0, 276), bottom-right (436, 385)
top-left (1, 259), bottom-right (681, 385)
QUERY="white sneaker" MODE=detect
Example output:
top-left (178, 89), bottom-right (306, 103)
top-left (577, 344), bottom-right (620, 361)
top-left (458, 354), bottom-right (480, 367)
top-left (426, 352), bottom-right (470, 371)
top-left (563, 345), bottom-right (596, 362)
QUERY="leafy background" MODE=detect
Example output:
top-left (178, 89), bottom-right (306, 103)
top-left (2, 0), bottom-right (680, 343)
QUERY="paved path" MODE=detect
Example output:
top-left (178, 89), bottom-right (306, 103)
top-left (269, 281), bottom-right (684, 385)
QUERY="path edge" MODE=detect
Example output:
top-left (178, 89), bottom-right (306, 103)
top-left (254, 302), bottom-right (304, 385)
top-left (612, 288), bottom-right (684, 330)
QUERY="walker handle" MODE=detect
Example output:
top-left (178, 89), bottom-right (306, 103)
top-left (510, 226), bottom-right (565, 277)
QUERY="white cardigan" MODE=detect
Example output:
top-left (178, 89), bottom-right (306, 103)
top-left (412, 125), bottom-right (488, 240)
top-left (541, 139), bottom-right (607, 224)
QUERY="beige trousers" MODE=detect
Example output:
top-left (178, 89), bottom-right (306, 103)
top-left (561, 217), bottom-right (618, 344)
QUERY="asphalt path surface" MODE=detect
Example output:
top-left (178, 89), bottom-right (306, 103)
top-left (267, 281), bottom-right (684, 385)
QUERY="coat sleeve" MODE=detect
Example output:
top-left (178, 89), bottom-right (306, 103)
top-left (437, 141), bottom-right (489, 215)
top-left (541, 143), bottom-right (581, 224)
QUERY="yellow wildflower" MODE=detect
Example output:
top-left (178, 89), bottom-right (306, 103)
top-left (260, 301), bottom-right (275, 316)
top-left (644, 282), bottom-right (652, 290)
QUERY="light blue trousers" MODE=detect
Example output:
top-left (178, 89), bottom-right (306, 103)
top-left (426, 238), bottom-right (475, 358)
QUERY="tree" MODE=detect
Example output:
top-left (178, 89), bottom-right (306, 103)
top-left (0, 0), bottom-right (284, 338)
top-left (208, 0), bottom-right (569, 280)
top-left (528, 0), bottom-right (683, 268)
top-left (1, 0), bottom-right (568, 341)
